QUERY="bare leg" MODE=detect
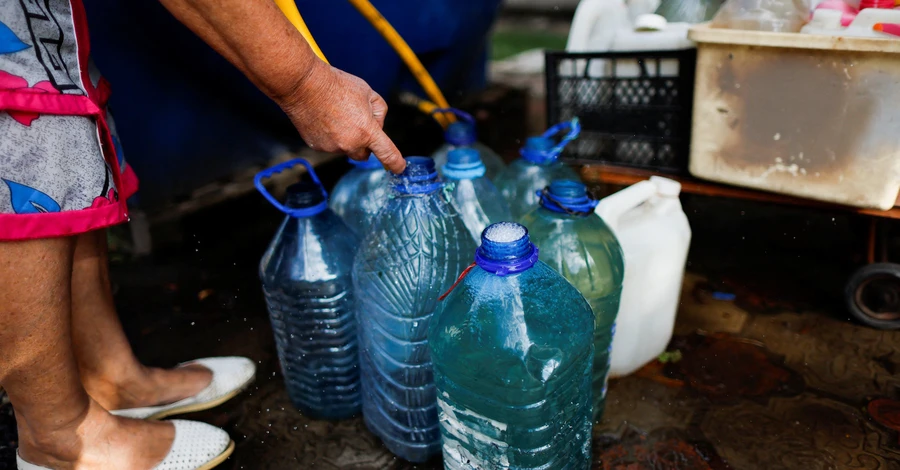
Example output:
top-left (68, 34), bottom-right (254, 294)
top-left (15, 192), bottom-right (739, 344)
top-left (0, 238), bottom-right (174, 469)
top-left (71, 230), bottom-right (211, 411)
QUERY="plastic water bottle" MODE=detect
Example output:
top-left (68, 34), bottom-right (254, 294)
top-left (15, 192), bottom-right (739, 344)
top-left (329, 154), bottom-right (389, 236)
top-left (521, 180), bottom-right (624, 422)
top-left (494, 119), bottom-right (582, 220)
top-left (431, 108), bottom-right (505, 180)
top-left (256, 159), bottom-right (360, 420)
top-left (431, 222), bottom-right (594, 469)
top-left (442, 148), bottom-right (512, 244)
top-left (353, 157), bottom-right (477, 462)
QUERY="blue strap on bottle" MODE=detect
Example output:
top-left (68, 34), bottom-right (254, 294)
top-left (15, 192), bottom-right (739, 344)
top-left (521, 118), bottom-right (582, 165)
top-left (254, 158), bottom-right (328, 218)
top-left (474, 245), bottom-right (540, 277)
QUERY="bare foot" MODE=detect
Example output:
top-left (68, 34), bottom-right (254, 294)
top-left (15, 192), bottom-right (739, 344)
top-left (17, 400), bottom-right (174, 469)
top-left (83, 364), bottom-right (212, 411)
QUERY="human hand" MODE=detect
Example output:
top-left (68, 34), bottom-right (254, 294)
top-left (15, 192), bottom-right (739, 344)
top-left (281, 62), bottom-right (405, 173)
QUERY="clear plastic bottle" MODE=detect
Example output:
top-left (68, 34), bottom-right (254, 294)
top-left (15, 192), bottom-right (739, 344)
top-left (352, 157), bottom-right (477, 462)
top-left (256, 160), bottom-right (360, 420)
top-left (442, 148), bottom-right (512, 244)
top-left (329, 154), bottom-right (389, 236)
top-left (431, 222), bottom-right (594, 469)
top-left (494, 120), bottom-right (582, 220)
top-left (431, 109), bottom-right (506, 180)
top-left (521, 180), bottom-right (624, 422)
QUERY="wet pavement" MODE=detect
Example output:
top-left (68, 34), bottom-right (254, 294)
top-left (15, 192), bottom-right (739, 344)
top-left (2, 188), bottom-right (900, 470)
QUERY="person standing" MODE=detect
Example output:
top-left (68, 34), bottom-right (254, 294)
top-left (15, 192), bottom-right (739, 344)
top-left (0, 0), bottom-right (403, 468)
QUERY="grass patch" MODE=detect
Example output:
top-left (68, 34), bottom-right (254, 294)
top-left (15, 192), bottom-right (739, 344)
top-left (491, 30), bottom-right (568, 61)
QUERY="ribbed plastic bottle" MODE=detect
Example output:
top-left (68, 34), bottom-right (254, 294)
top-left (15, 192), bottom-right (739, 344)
top-left (256, 159), bottom-right (360, 420)
top-left (431, 222), bottom-right (594, 469)
top-left (494, 119), bottom-right (582, 220)
top-left (522, 180), bottom-right (625, 421)
top-left (353, 157), bottom-right (478, 462)
top-left (442, 148), bottom-right (512, 244)
top-left (329, 154), bottom-right (389, 236)
top-left (431, 108), bottom-right (505, 180)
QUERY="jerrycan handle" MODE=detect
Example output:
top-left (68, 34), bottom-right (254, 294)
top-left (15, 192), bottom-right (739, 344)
top-left (595, 179), bottom-right (657, 231)
top-left (254, 158), bottom-right (328, 217)
top-left (543, 118), bottom-right (581, 157)
top-left (430, 108), bottom-right (476, 125)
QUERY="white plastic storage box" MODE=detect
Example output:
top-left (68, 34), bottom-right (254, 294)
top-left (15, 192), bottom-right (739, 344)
top-left (687, 25), bottom-right (900, 210)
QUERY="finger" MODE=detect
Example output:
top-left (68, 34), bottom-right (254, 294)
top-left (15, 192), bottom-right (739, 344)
top-left (368, 128), bottom-right (405, 174)
top-left (370, 92), bottom-right (388, 129)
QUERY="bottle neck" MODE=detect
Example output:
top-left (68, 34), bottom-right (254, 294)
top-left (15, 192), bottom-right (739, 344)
top-left (445, 122), bottom-right (477, 147)
top-left (284, 182), bottom-right (328, 217)
top-left (475, 223), bottom-right (540, 276)
top-left (520, 136), bottom-right (559, 165)
top-left (442, 161), bottom-right (486, 180)
top-left (538, 181), bottom-right (598, 217)
top-left (391, 157), bottom-right (443, 195)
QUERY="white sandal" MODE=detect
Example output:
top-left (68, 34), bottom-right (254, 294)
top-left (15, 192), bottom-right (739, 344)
top-left (17, 420), bottom-right (234, 470)
top-left (111, 357), bottom-right (256, 420)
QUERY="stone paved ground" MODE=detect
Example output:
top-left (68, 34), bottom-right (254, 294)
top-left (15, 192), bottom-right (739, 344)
top-left (2, 185), bottom-right (900, 470)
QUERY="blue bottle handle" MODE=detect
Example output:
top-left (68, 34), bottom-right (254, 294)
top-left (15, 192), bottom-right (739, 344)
top-left (430, 108), bottom-right (476, 125)
top-left (254, 158), bottom-right (329, 217)
top-left (542, 118), bottom-right (581, 157)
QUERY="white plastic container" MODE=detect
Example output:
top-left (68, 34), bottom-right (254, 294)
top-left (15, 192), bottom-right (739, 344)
top-left (566, 1), bottom-right (695, 79)
top-left (595, 177), bottom-right (692, 377)
top-left (688, 24), bottom-right (900, 210)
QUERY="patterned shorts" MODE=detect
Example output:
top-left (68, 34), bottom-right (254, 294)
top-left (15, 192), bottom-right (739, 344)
top-left (0, 0), bottom-right (137, 241)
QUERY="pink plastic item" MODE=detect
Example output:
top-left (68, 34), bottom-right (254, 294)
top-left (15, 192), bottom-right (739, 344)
top-left (874, 22), bottom-right (900, 35)
top-left (816, 0), bottom-right (859, 26)
top-left (860, 0), bottom-right (895, 9)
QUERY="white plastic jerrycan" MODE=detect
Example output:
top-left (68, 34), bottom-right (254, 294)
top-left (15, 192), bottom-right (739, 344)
top-left (595, 176), bottom-right (691, 377)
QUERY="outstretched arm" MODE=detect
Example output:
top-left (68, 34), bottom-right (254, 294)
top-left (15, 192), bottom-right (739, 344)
top-left (159, 0), bottom-right (405, 173)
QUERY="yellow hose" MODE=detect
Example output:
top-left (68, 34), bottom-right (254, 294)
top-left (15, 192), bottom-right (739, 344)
top-left (273, 0), bottom-right (328, 64)
top-left (398, 92), bottom-right (449, 128)
top-left (273, 0), bottom-right (453, 127)
top-left (344, 0), bottom-right (451, 112)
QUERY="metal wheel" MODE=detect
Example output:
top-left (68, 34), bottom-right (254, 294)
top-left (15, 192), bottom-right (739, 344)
top-left (846, 263), bottom-right (900, 330)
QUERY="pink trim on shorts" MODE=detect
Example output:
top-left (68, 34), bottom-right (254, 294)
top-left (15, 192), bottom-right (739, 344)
top-left (0, 89), bottom-right (100, 116)
top-left (0, 203), bottom-right (128, 241)
top-left (0, 0), bottom-right (137, 241)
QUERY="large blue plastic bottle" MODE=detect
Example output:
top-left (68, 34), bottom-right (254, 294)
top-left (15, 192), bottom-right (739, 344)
top-left (442, 148), bottom-right (512, 244)
top-left (431, 108), bottom-right (505, 180)
top-left (353, 157), bottom-right (478, 462)
top-left (256, 160), bottom-right (360, 420)
top-left (329, 154), bottom-right (389, 236)
top-left (494, 119), bottom-right (582, 220)
top-left (431, 222), bottom-right (595, 469)
top-left (521, 180), bottom-right (625, 422)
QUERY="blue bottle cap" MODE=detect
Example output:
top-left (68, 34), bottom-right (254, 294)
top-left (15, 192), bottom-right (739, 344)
top-left (392, 157), bottom-right (442, 194)
top-left (445, 121), bottom-right (477, 147)
top-left (284, 181), bottom-right (328, 215)
top-left (475, 222), bottom-right (539, 276)
top-left (348, 153), bottom-right (383, 170)
top-left (537, 180), bottom-right (598, 216)
top-left (525, 136), bottom-right (554, 151)
top-left (521, 119), bottom-right (581, 165)
top-left (442, 148), bottom-right (486, 180)
top-left (520, 136), bottom-right (559, 165)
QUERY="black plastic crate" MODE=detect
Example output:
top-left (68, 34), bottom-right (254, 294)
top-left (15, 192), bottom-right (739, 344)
top-left (545, 49), bottom-right (697, 174)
